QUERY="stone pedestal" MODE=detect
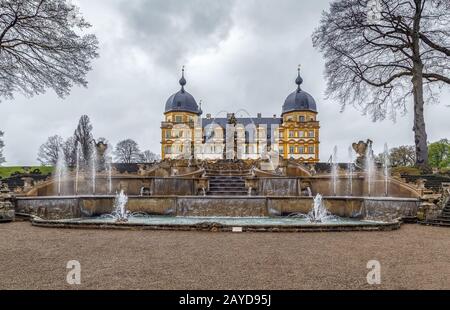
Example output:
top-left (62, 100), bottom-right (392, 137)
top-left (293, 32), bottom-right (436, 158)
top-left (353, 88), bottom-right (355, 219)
top-left (0, 201), bottom-right (14, 222)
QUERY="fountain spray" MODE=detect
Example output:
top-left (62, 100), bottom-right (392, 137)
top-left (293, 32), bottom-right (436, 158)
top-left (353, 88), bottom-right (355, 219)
top-left (55, 148), bottom-right (67, 196)
top-left (332, 146), bottom-right (338, 196)
top-left (75, 142), bottom-right (80, 195)
top-left (348, 146), bottom-right (354, 196)
top-left (112, 190), bottom-right (129, 222)
top-left (91, 141), bottom-right (97, 195)
top-left (383, 143), bottom-right (390, 197)
top-left (308, 194), bottom-right (332, 223)
top-left (365, 142), bottom-right (375, 197)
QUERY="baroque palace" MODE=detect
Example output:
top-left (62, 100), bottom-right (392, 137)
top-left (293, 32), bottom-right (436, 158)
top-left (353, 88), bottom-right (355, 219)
top-left (161, 67), bottom-right (320, 162)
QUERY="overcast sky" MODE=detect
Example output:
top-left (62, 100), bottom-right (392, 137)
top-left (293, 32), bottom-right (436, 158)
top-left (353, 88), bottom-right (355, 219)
top-left (1, 0), bottom-right (449, 165)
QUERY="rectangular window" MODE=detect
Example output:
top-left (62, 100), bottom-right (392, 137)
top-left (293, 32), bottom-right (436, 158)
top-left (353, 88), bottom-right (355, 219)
top-left (308, 146), bottom-right (314, 154)
top-left (309, 131), bottom-right (314, 138)
top-left (165, 130), bottom-right (171, 139)
top-left (289, 131), bottom-right (294, 138)
top-left (299, 146), bottom-right (304, 154)
top-left (299, 131), bottom-right (305, 137)
top-left (175, 115), bottom-right (183, 123)
top-left (289, 146), bottom-right (295, 154)
top-left (279, 146), bottom-right (284, 154)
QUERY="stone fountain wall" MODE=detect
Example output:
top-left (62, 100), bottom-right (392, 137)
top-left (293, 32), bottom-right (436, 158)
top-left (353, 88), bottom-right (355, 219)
top-left (15, 195), bottom-right (419, 221)
top-left (29, 177), bottom-right (201, 197)
top-left (363, 199), bottom-right (420, 221)
top-left (15, 197), bottom-right (81, 220)
top-left (0, 188), bottom-right (15, 222)
top-left (256, 176), bottom-right (419, 198)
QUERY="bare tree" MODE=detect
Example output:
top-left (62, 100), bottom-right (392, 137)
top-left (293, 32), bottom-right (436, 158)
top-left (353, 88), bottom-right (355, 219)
top-left (0, 0), bottom-right (98, 102)
top-left (313, 0), bottom-right (450, 170)
top-left (0, 130), bottom-right (5, 164)
top-left (74, 115), bottom-right (93, 166)
top-left (37, 134), bottom-right (63, 165)
top-left (115, 139), bottom-right (142, 163)
top-left (139, 150), bottom-right (160, 163)
top-left (62, 136), bottom-right (77, 167)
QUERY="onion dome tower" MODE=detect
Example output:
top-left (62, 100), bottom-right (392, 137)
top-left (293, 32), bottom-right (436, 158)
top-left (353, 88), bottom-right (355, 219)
top-left (164, 66), bottom-right (202, 115)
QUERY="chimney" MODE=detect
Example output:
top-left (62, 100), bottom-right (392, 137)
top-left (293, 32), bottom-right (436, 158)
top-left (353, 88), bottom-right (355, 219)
top-left (273, 114), bottom-right (277, 119)
top-left (206, 113), bottom-right (211, 119)
top-left (257, 113), bottom-right (262, 118)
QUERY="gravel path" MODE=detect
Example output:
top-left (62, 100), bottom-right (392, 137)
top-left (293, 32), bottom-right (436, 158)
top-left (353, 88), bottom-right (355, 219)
top-left (0, 222), bottom-right (449, 290)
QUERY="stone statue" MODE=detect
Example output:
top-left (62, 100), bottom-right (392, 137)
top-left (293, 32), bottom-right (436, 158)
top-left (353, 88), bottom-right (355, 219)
top-left (93, 139), bottom-right (109, 170)
top-left (227, 113), bottom-right (237, 126)
top-left (352, 139), bottom-right (373, 168)
top-left (96, 140), bottom-right (108, 158)
top-left (0, 182), bottom-right (10, 194)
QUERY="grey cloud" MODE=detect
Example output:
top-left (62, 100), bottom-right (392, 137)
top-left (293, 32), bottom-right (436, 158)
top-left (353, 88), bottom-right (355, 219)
top-left (1, 0), bottom-right (449, 165)
top-left (118, 0), bottom-right (236, 67)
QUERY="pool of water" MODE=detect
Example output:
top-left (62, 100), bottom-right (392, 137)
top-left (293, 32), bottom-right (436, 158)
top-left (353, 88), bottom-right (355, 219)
top-left (53, 215), bottom-right (387, 227)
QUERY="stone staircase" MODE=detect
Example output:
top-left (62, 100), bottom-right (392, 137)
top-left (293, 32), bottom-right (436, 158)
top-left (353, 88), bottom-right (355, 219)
top-left (401, 174), bottom-right (450, 193)
top-left (421, 200), bottom-right (450, 227)
top-left (205, 170), bottom-right (251, 196)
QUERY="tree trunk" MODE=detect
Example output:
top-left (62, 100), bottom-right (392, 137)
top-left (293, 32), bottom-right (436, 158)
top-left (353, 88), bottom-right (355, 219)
top-left (411, 0), bottom-right (430, 172)
top-left (412, 65), bottom-right (429, 170)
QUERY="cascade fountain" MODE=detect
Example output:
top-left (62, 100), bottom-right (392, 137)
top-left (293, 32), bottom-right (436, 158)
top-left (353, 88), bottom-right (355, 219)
top-left (347, 146), bottom-right (354, 196)
top-left (383, 143), bottom-right (390, 197)
top-left (74, 142), bottom-right (81, 195)
top-left (55, 148), bottom-right (67, 196)
top-left (91, 141), bottom-right (97, 195)
top-left (365, 142), bottom-right (375, 196)
top-left (22, 138), bottom-right (418, 233)
top-left (331, 146), bottom-right (338, 196)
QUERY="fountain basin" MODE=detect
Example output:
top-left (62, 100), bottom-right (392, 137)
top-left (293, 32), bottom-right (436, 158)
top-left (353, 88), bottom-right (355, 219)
top-left (15, 195), bottom-right (419, 221)
top-left (31, 215), bottom-right (401, 232)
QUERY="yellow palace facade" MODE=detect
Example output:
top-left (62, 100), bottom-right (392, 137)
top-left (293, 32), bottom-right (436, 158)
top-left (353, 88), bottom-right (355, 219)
top-left (161, 67), bottom-right (320, 162)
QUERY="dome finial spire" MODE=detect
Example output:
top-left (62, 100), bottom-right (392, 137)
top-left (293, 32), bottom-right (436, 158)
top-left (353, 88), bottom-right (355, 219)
top-left (296, 64), bottom-right (303, 92)
top-left (179, 65), bottom-right (187, 92)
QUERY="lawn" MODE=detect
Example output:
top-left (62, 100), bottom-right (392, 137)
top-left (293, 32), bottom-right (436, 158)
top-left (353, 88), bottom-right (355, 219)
top-left (0, 166), bottom-right (54, 179)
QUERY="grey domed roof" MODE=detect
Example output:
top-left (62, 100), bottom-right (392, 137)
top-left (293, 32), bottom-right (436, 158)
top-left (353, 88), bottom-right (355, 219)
top-left (282, 69), bottom-right (317, 115)
top-left (165, 68), bottom-right (202, 115)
